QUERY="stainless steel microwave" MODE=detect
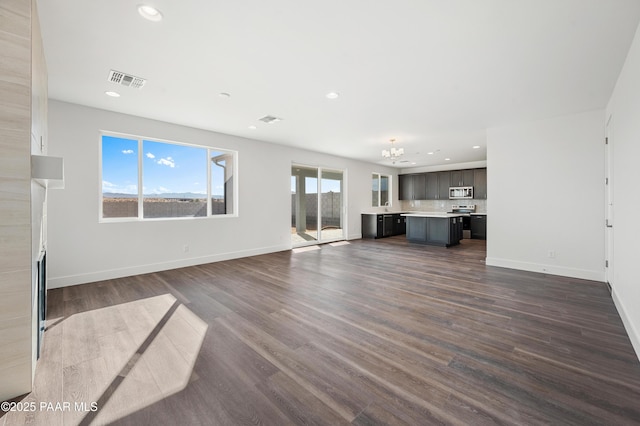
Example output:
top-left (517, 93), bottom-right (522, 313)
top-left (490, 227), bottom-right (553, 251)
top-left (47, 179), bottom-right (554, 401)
top-left (449, 186), bottom-right (473, 199)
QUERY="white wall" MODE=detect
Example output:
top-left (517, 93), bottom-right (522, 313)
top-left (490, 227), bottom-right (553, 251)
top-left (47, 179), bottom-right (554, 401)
top-left (606, 22), bottom-right (640, 357)
top-left (486, 110), bottom-right (605, 281)
top-left (47, 100), bottom-right (396, 288)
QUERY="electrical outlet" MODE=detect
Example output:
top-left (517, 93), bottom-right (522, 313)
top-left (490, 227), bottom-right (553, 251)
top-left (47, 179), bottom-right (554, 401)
top-left (548, 250), bottom-right (555, 258)
top-left (183, 245), bottom-right (189, 253)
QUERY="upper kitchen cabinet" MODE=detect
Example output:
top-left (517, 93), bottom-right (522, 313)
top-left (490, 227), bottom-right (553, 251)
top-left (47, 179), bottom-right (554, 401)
top-left (437, 171), bottom-right (450, 200)
top-left (400, 167), bottom-right (486, 200)
top-left (399, 174), bottom-right (412, 200)
top-left (412, 174), bottom-right (426, 200)
top-left (399, 174), bottom-right (426, 200)
top-left (424, 172), bottom-right (449, 200)
top-left (473, 168), bottom-right (487, 199)
top-left (450, 169), bottom-right (474, 187)
top-left (425, 173), bottom-right (438, 200)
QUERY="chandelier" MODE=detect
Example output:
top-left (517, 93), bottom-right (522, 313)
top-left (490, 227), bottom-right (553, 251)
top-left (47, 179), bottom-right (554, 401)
top-left (382, 138), bottom-right (404, 163)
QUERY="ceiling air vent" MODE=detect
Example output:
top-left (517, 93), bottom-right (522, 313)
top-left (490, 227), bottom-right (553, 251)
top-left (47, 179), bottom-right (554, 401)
top-left (108, 70), bottom-right (146, 89)
top-left (259, 115), bottom-right (283, 124)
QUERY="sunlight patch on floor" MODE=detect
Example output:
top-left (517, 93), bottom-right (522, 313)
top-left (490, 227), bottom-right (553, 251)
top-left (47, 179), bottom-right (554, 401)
top-left (12, 293), bottom-right (209, 425)
top-left (292, 245), bottom-right (321, 253)
top-left (329, 241), bottom-right (350, 247)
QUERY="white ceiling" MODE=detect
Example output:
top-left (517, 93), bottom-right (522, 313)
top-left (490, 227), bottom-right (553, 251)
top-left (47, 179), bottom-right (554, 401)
top-left (36, 0), bottom-right (640, 168)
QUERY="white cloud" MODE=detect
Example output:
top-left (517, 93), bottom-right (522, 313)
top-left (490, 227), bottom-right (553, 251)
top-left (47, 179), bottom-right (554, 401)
top-left (146, 186), bottom-right (172, 195)
top-left (146, 152), bottom-right (155, 159)
top-left (157, 157), bottom-right (175, 168)
top-left (122, 149), bottom-right (134, 154)
top-left (102, 181), bottom-right (137, 194)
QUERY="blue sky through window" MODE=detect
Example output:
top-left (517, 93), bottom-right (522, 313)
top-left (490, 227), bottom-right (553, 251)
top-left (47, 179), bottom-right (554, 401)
top-left (102, 135), bottom-right (227, 197)
top-left (142, 140), bottom-right (206, 195)
top-left (102, 135), bottom-right (138, 194)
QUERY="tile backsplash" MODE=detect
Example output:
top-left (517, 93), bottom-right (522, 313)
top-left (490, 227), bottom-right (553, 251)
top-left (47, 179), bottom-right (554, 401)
top-left (399, 199), bottom-right (487, 213)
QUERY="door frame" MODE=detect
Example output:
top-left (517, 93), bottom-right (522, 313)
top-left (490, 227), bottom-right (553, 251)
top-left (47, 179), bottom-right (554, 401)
top-left (291, 163), bottom-right (346, 248)
top-left (605, 115), bottom-right (614, 288)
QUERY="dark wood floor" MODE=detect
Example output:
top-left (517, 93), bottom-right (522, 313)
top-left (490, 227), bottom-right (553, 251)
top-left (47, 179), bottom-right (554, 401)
top-left (3, 237), bottom-right (640, 425)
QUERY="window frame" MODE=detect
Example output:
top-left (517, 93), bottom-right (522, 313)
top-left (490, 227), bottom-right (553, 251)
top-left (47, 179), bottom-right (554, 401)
top-left (99, 130), bottom-right (238, 222)
top-left (372, 172), bottom-right (391, 208)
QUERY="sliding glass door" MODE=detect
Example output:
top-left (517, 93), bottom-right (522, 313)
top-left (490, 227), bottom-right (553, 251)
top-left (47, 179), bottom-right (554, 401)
top-left (320, 169), bottom-right (343, 242)
top-left (291, 165), bottom-right (344, 246)
top-left (291, 165), bottom-right (318, 243)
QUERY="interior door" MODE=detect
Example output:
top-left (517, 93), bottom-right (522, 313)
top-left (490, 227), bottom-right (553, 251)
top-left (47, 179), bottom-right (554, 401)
top-left (605, 116), bottom-right (614, 288)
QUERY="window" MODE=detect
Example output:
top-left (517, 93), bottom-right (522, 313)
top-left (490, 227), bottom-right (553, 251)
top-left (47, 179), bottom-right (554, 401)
top-left (372, 173), bottom-right (390, 207)
top-left (101, 133), bottom-right (236, 220)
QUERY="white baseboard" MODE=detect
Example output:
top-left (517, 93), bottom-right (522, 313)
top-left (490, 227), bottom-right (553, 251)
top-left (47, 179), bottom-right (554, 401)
top-left (48, 244), bottom-right (291, 289)
top-left (611, 288), bottom-right (640, 362)
top-left (485, 257), bottom-right (606, 282)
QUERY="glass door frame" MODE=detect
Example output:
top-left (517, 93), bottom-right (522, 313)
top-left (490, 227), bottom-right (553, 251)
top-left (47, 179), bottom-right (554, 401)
top-left (291, 163), bottom-right (346, 248)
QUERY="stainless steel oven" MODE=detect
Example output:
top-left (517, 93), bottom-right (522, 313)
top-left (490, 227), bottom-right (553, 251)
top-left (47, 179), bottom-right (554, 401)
top-left (450, 204), bottom-right (475, 238)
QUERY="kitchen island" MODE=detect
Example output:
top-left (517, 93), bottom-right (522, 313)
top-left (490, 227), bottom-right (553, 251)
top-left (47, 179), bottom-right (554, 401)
top-left (401, 212), bottom-right (466, 247)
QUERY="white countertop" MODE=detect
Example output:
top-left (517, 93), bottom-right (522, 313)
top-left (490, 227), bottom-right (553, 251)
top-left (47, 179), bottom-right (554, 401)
top-left (361, 211), bottom-right (409, 215)
top-left (362, 211), bottom-right (486, 216)
top-left (402, 212), bottom-right (467, 218)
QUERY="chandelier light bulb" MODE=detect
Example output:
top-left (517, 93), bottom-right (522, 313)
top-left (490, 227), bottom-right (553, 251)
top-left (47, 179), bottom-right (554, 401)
top-left (381, 139), bottom-right (404, 163)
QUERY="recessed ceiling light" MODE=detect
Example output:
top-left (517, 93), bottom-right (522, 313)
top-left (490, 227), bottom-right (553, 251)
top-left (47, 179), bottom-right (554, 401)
top-left (218, 92), bottom-right (231, 98)
top-left (248, 125), bottom-right (257, 129)
top-left (105, 91), bottom-right (120, 97)
top-left (427, 152), bottom-right (434, 155)
top-left (472, 145), bottom-right (481, 149)
top-left (444, 158), bottom-right (451, 161)
top-left (411, 162), bottom-right (417, 165)
top-left (325, 92), bottom-right (340, 99)
top-left (138, 5), bottom-right (163, 22)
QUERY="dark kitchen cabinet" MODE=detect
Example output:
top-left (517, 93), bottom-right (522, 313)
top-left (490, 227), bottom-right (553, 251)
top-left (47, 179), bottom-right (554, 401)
top-left (406, 216), bottom-right (461, 247)
top-left (362, 214), bottom-right (391, 238)
top-left (450, 216), bottom-right (463, 242)
top-left (399, 174), bottom-right (425, 200)
top-left (413, 174), bottom-right (426, 200)
top-left (362, 214), bottom-right (405, 238)
top-left (398, 174), bottom-right (412, 200)
top-left (437, 171), bottom-right (451, 200)
top-left (393, 214), bottom-right (406, 235)
top-left (470, 215), bottom-right (487, 240)
top-left (406, 216), bottom-right (428, 242)
top-left (450, 169), bottom-right (474, 187)
top-left (424, 171), bottom-right (450, 200)
top-left (425, 173), bottom-right (439, 200)
top-left (382, 215), bottom-right (394, 237)
top-left (473, 168), bottom-right (487, 199)
top-left (400, 167), bottom-right (485, 201)
top-left (362, 214), bottom-right (380, 238)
